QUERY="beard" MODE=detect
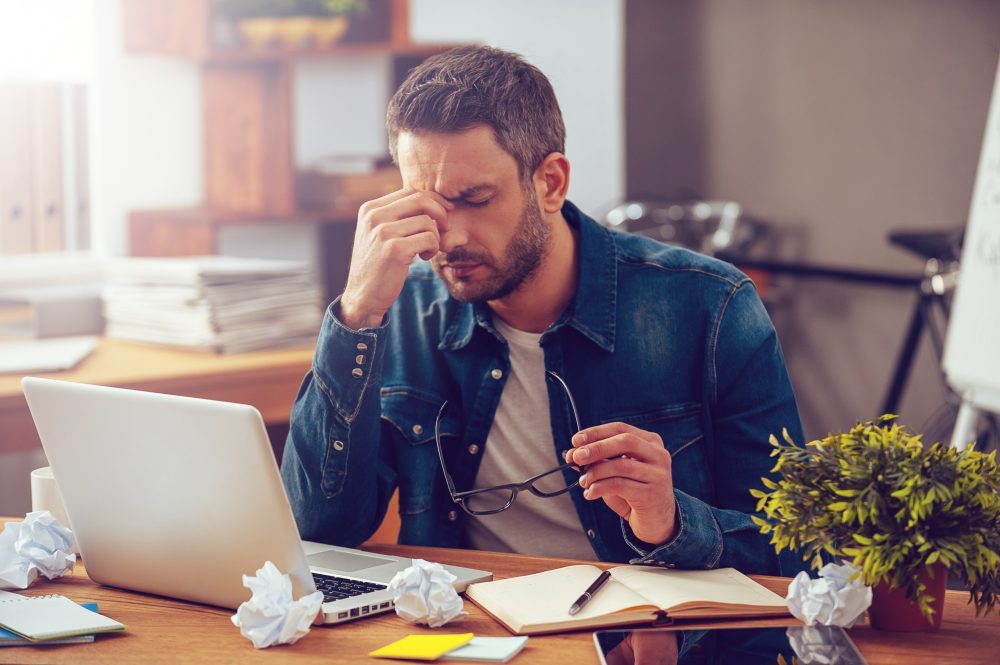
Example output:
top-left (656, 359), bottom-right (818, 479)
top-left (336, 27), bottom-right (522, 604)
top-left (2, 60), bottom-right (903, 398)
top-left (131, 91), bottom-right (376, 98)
top-left (432, 189), bottom-right (550, 304)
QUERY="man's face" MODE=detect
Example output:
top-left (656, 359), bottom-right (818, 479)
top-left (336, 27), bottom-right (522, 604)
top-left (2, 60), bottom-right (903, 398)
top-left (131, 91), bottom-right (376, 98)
top-left (396, 126), bottom-right (550, 303)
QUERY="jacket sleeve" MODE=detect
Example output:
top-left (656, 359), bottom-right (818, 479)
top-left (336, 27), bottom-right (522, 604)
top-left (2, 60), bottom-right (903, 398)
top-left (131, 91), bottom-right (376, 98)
top-left (621, 280), bottom-right (806, 575)
top-left (279, 296), bottom-right (398, 546)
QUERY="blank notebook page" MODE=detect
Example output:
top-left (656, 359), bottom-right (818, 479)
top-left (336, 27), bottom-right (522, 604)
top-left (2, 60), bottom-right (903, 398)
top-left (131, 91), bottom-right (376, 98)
top-left (0, 595), bottom-right (124, 640)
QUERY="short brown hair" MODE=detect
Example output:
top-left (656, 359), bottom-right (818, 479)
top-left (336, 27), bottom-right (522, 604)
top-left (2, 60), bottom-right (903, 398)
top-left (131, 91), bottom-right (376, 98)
top-left (386, 46), bottom-right (566, 179)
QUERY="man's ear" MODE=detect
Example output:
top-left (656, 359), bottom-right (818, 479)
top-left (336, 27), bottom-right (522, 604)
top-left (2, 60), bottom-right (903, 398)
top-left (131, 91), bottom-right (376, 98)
top-left (533, 152), bottom-right (570, 214)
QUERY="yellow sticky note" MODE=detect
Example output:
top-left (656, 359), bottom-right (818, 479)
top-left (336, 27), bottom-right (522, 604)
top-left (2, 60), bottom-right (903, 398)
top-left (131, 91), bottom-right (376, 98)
top-left (369, 633), bottom-right (475, 661)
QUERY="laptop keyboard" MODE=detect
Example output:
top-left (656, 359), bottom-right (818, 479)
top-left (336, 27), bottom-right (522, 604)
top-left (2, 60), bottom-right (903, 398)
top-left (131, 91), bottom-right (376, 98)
top-left (312, 572), bottom-right (387, 603)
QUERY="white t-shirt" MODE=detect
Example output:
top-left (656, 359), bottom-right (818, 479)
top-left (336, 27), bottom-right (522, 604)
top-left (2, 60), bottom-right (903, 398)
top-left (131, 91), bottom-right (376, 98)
top-left (463, 317), bottom-right (597, 560)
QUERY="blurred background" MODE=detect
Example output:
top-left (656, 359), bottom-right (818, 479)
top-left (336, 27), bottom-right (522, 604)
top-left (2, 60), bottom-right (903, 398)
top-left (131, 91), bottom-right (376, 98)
top-left (1, 0), bottom-right (998, 518)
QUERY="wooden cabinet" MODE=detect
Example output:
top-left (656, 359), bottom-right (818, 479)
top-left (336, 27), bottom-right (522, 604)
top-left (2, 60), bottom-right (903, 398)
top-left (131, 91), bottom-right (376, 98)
top-left (123, 0), bottom-right (457, 296)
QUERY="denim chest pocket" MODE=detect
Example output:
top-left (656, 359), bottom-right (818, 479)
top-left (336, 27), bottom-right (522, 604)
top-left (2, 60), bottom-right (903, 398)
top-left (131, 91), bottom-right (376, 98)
top-left (380, 389), bottom-right (461, 516)
top-left (380, 389), bottom-right (461, 445)
top-left (600, 403), bottom-right (710, 498)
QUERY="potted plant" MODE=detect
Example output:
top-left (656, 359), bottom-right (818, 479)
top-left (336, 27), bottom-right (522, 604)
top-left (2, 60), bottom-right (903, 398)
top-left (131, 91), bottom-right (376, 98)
top-left (751, 415), bottom-right (1000, 631)
top-left (217, 0), bottom-right (367, 49)
top-left (311, 0), bottom-right (368, 48)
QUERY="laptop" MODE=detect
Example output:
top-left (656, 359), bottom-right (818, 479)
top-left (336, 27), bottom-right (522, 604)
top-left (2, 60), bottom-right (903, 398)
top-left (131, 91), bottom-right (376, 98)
top-left (21, 376), bottom-right (491, 624)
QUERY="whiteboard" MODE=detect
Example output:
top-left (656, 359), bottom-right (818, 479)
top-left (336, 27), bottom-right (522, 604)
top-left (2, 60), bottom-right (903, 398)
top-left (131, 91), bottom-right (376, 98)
top-left (943, 55), bottom-right (1000, 414)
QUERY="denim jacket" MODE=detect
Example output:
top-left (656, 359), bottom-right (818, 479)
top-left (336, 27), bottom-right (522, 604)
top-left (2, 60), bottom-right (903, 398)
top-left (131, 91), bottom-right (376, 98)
top-left (281, 201), bottom-right (806, 575)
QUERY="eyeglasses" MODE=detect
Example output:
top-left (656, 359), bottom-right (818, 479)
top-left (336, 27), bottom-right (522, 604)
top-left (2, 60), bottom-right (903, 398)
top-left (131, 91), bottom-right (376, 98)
top-left (434, 370), bottom-right (584, 516)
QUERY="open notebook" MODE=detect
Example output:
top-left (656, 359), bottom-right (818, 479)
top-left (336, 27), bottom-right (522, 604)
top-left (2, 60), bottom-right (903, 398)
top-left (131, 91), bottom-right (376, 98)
top-left (0, 593), bottom-right (124, 642)
top-left (465, 565), bottom-right (789, 635)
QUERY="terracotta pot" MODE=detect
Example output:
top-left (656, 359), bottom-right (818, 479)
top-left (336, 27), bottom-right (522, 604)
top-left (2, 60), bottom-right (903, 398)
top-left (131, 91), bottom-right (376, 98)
top-left (277, 16), bottom-right (315, 48)
top-left (869, 563), bottom-right (948, 631)
top-left (236, 18), bottom-right (282, 48)
top-left (313, 16), bottom-right (350, 47)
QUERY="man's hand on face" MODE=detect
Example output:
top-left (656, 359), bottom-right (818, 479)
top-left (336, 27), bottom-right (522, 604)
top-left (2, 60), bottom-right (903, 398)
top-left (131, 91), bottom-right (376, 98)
top-left (339, 188), bottom-right (454, 330)
top-left (565, 422), bottom-right (679, 547)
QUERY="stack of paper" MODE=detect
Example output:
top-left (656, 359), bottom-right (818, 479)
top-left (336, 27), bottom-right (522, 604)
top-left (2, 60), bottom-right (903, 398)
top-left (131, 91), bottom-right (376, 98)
top-left (102, 256), bottom-right (323, 354)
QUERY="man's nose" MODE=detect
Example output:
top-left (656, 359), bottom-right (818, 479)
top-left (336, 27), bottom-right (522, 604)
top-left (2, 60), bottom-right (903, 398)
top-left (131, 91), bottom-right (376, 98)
top-left (439, 214), bottom-right (469, 254)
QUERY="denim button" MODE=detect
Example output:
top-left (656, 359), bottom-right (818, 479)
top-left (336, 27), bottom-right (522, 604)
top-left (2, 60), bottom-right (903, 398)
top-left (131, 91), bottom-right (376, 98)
top-left (356, 342), bottom-right (368, 351)
top-left (412, 424), bottom-right (423, 436)
top-left (447, 510), bottom-right (458, 522)
top-left (586, 529), bottom-right (596, 540)
top-left (332, 440), bottom-right (345, 452)
top-left (351, 368), bottom-right (363, 378)
top-left (468, 444), bottom-right (480, 455)
top-left (490, 369), bottom-right (503, 380)
top-left (355, 354), bottom-right (366, 364)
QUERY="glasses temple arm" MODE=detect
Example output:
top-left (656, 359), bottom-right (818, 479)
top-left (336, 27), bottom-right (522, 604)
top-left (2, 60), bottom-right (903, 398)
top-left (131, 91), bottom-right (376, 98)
top-left (546, 370), bottom-right (582, 433)
top-left (434, 401), bottom-right (460, 495)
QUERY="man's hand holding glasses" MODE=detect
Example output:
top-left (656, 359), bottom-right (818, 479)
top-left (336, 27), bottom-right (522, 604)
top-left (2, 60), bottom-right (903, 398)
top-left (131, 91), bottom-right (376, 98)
top-left (435, 369), bottom-right (679, 550)
top-left (565, 422), bottom-right (679, 548)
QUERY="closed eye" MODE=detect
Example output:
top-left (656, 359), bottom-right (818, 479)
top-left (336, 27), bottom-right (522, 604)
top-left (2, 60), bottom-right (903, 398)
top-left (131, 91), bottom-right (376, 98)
top-left (463, 198), bottom-right (492, 208)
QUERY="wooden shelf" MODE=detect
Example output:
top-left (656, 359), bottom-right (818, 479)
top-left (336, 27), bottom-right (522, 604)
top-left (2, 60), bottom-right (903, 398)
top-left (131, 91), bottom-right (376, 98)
top-left (128, 206), bottom-right (361, 301)
top-left (128, 206), bottom-right (362, 256)
top-left (124, 0), bottom-right (418, 59)
top-left (202, 42), bottom-right (460, 63)
top-left (123, 0), bottom-right (459, 300)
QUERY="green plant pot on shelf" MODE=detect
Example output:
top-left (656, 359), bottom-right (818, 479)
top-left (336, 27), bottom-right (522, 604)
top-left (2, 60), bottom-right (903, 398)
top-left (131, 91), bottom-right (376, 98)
top-left (236, 16), bottom-right (349, 49)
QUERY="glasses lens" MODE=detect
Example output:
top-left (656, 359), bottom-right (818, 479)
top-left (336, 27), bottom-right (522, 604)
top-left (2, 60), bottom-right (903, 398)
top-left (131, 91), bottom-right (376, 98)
top-left (530, 466), bottom-right (578, 497)
top-left (464, 488), bottom-right (517, 515)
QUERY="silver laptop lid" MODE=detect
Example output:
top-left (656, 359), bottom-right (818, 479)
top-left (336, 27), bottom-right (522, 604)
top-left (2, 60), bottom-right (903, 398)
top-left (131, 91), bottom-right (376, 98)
top-left (21, 376), bottom-right (315, 609)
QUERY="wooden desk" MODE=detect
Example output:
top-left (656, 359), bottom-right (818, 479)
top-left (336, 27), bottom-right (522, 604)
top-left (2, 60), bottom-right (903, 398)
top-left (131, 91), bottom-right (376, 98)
top-left (0, 337), bottom-right (314, 453)
top-left (2, 542), bottom-right (998, 664)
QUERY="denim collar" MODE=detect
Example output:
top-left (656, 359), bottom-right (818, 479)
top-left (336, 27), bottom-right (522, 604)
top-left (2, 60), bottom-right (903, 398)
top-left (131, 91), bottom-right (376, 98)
top-left (439, 200), bottom-right (617, 353)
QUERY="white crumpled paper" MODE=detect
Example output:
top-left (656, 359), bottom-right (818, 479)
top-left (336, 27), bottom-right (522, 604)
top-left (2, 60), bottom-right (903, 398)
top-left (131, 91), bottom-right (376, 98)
top-left (786, 562), bottom-right (872, 628)
top-left (387, 558), bottom-right (467, 628)
top-left (231, 561), bottom-right (324, 649)
top-left (0, 511), bottom-right (76, 589)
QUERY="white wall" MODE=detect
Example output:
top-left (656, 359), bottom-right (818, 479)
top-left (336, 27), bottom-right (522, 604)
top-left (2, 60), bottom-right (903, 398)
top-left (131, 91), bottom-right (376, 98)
top-left (295, 56), bottom-right (393, 166)
top-left (89, 0), bottom-right (202, 257)
top-left (409, 0), bottom-right (625, 216)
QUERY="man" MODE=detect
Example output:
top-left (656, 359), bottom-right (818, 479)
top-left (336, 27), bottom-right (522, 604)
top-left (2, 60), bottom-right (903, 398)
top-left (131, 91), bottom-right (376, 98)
top-left (281, 46), bottom-right (804, 574)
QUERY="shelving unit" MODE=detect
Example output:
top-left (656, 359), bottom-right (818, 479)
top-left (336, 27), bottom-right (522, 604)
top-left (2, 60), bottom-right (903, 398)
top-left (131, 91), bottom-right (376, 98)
top-left (122, 0), bottom-right (458, 298)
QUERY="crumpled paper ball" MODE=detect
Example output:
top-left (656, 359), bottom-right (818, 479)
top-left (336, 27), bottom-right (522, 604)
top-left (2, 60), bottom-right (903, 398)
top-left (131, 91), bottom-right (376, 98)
top-left (231, 561), bottom-right (324, 648)
top-left (387, 559), bottom-right (468, 628)
top-left (786, 562), bottom-right (872, 628)
top-left (0, 511), bottom-right (76, 589)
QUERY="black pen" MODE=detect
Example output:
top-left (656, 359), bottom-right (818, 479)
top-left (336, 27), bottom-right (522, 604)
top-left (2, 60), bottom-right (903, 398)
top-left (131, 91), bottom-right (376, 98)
top-left (568, 570), bottom-right (612, 615)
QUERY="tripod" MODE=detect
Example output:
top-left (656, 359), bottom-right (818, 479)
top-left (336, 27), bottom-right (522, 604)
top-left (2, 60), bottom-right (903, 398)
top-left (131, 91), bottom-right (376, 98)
top-left (885, 229), bottom-right (999, 451)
